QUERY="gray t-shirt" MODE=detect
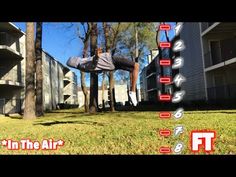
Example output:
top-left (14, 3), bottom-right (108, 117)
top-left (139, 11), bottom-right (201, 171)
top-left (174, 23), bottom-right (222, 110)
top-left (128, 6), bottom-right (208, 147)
top-left (67, 53), bottom-right (115, 73)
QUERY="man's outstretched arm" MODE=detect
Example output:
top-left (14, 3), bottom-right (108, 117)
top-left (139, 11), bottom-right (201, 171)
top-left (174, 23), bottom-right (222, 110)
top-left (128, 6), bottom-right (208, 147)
top-left (66, 57), bottom-right (80, 69)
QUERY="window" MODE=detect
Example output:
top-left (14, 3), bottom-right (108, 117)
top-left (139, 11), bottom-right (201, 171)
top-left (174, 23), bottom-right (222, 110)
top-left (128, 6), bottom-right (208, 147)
top-left (210, 41), bottom-right (222, 65)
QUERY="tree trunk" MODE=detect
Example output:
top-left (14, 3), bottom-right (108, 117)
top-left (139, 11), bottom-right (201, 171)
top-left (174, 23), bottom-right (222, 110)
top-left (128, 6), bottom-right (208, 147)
top-left (102, 71), bottom-right (106, 111)
top-left (89, 22), bottom-right (98, 113)
top-left (109, 71), bottom-right (115, 111)
top-left (24, 23), bottom-right (36, 120)
top-left (135, 25), bottom-right (139, 59)
top-left (80, 23), bottom-right (90, 113)
top-left (134, 25), bottom-right (139, 102)
top-left (80, 71), bottom-right (89, 112)
top-left (103, 22), bottom-right (115, 112)
top-left (35, 22), bottom-right (44, 117)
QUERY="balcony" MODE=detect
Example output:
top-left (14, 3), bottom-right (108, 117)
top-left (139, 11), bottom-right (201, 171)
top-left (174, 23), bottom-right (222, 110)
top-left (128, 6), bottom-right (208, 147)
top-left (63, 76), bottom-right (70, 86)
top-left (63, 95), bottom-right (71, 103)
top-left (0, 45), bottom-right (23, 61)
top-left (204, 37), bottom-right (236, 70)
top-left (0, 22), bottom-right (24, 37)
top-left (0, 66), bottom-right (24, 88)
top-left (0, 98), bottom-right (23, 114)
top-left (0, 32), bottom-right (24, 64)
top-left (65, 71), bottom-right (77, 84)
top-left (63, 84), bottom-right (73, 96)
top-left (202, 23), bottom-right (236, 37)
top-left (201, 22), bottom-right (217, 33)
top-left (63, 66), bottom-right (70, 75)
top-left (0, 80), bottom-right (24, 88)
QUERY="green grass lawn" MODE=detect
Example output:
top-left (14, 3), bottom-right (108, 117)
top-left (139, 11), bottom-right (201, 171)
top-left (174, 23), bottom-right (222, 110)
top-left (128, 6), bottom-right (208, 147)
top-left (0, 109), bottom-right (235, 154)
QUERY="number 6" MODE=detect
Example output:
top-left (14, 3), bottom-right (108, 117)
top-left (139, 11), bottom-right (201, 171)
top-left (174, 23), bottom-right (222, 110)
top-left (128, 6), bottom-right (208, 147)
top-left (173, 108), bottom-right (184, 119)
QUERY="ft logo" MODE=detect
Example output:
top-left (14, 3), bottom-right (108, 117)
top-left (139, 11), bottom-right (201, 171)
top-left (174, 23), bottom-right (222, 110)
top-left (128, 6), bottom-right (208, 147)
top-left (190, 130), bottom-right (216, 153)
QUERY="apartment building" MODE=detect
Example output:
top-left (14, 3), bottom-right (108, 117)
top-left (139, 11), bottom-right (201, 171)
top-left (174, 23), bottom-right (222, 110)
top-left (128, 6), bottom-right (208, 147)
top-left (140, 48), bottom-right (173, 102)
top-left (180, 22), bottom-right (236, 102)
top-left (63, 69), bottom-right (78, 105)
top-left (0, 22), bottom-right (78, 114)
top-left (77, 84), bottom-right (129, 108)
top-left (42, 51), bottom-right (78, 111)
top-left (0, 22), bottom-right (25, 114)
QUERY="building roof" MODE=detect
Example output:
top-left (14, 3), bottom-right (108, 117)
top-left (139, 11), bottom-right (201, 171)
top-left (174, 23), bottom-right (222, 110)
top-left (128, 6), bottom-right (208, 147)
top-left (0, 22), bottom-right (25, 37)
top-left (42, 49), bottom-right (71, 73)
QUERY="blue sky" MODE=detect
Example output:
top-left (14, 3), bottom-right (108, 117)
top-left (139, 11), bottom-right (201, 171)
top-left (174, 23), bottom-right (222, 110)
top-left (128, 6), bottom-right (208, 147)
top-left (14, 22), bottom-right (83, 65)
top-left (160, 22), bottom-right (176, 42)
top-left (14, 22), bottom-right (84, 84)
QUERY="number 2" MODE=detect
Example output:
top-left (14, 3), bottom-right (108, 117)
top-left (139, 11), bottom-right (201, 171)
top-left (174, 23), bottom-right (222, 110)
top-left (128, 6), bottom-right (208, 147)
top-left (173, 40), bottom-right (185, 52)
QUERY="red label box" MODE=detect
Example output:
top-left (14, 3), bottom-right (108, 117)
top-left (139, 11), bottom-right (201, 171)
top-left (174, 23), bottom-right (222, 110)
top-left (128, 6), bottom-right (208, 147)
top-left (159, 146), bottom-right (172, 154)
top-left (159, 112), bottom-right (171, 119)
top-left (159, 94), bottom-right (172, 101)
top-left (159, 24), bottom-right (171, 31)
top-left (159, 129), bottom-right (171, 137)
top-left (160, 59), bottom-right (171, 66)
top-left (160, 42), bottom-right (171, 48)
top-left (159, 77), bottom-right (172, 84)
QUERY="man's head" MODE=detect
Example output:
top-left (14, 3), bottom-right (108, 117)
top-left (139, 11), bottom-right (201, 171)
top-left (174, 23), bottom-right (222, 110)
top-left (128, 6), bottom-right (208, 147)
top-left (95, 48), bottom-right (103, 57)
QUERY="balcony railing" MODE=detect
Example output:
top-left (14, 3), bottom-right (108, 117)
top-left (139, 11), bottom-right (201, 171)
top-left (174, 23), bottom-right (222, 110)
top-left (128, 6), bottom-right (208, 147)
top-left (204, 52), bottom-right (213, 68)
top-left (63, 85), bottom-right (74, 96)
top-left (0, 32), bottom-right (23, 54)
top-left (207, 84), bottom-right (236, 100)
top-left (147, 75), bottom-right (157, 91)
top-left (204, 38), bottom-right (236, 68)
top-left (0, 98), bottom-right (4, 114)
top-left (201, 22), bottom-right (215, 33)
top-left (0, 98), bottom-right (23, 114)
top-left (0, 67), bottom-right (23, 85)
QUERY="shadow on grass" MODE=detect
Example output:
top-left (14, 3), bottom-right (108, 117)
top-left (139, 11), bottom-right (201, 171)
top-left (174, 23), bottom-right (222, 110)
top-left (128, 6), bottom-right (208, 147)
top-left (4, 114), bottom-right (23, 119)
top-left (47, 111), bottom-right (106, 117)
top-left (186, 111), bottom-right (236, 114)
top-left (33, 120), bottom-right (106, 126)
top-left (47, 111), bottom-right (85, 114)
top-left (116, 104), bottom-right (236, 112)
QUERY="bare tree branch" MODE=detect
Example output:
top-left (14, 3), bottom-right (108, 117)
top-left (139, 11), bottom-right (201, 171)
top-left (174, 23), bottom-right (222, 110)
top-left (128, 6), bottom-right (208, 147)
top-left (111, 22), bottom-right (121, 56)
top-left (156, 23), bottom-right (161, 46)
top-left (163, 22), bottom-right (170, 42)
